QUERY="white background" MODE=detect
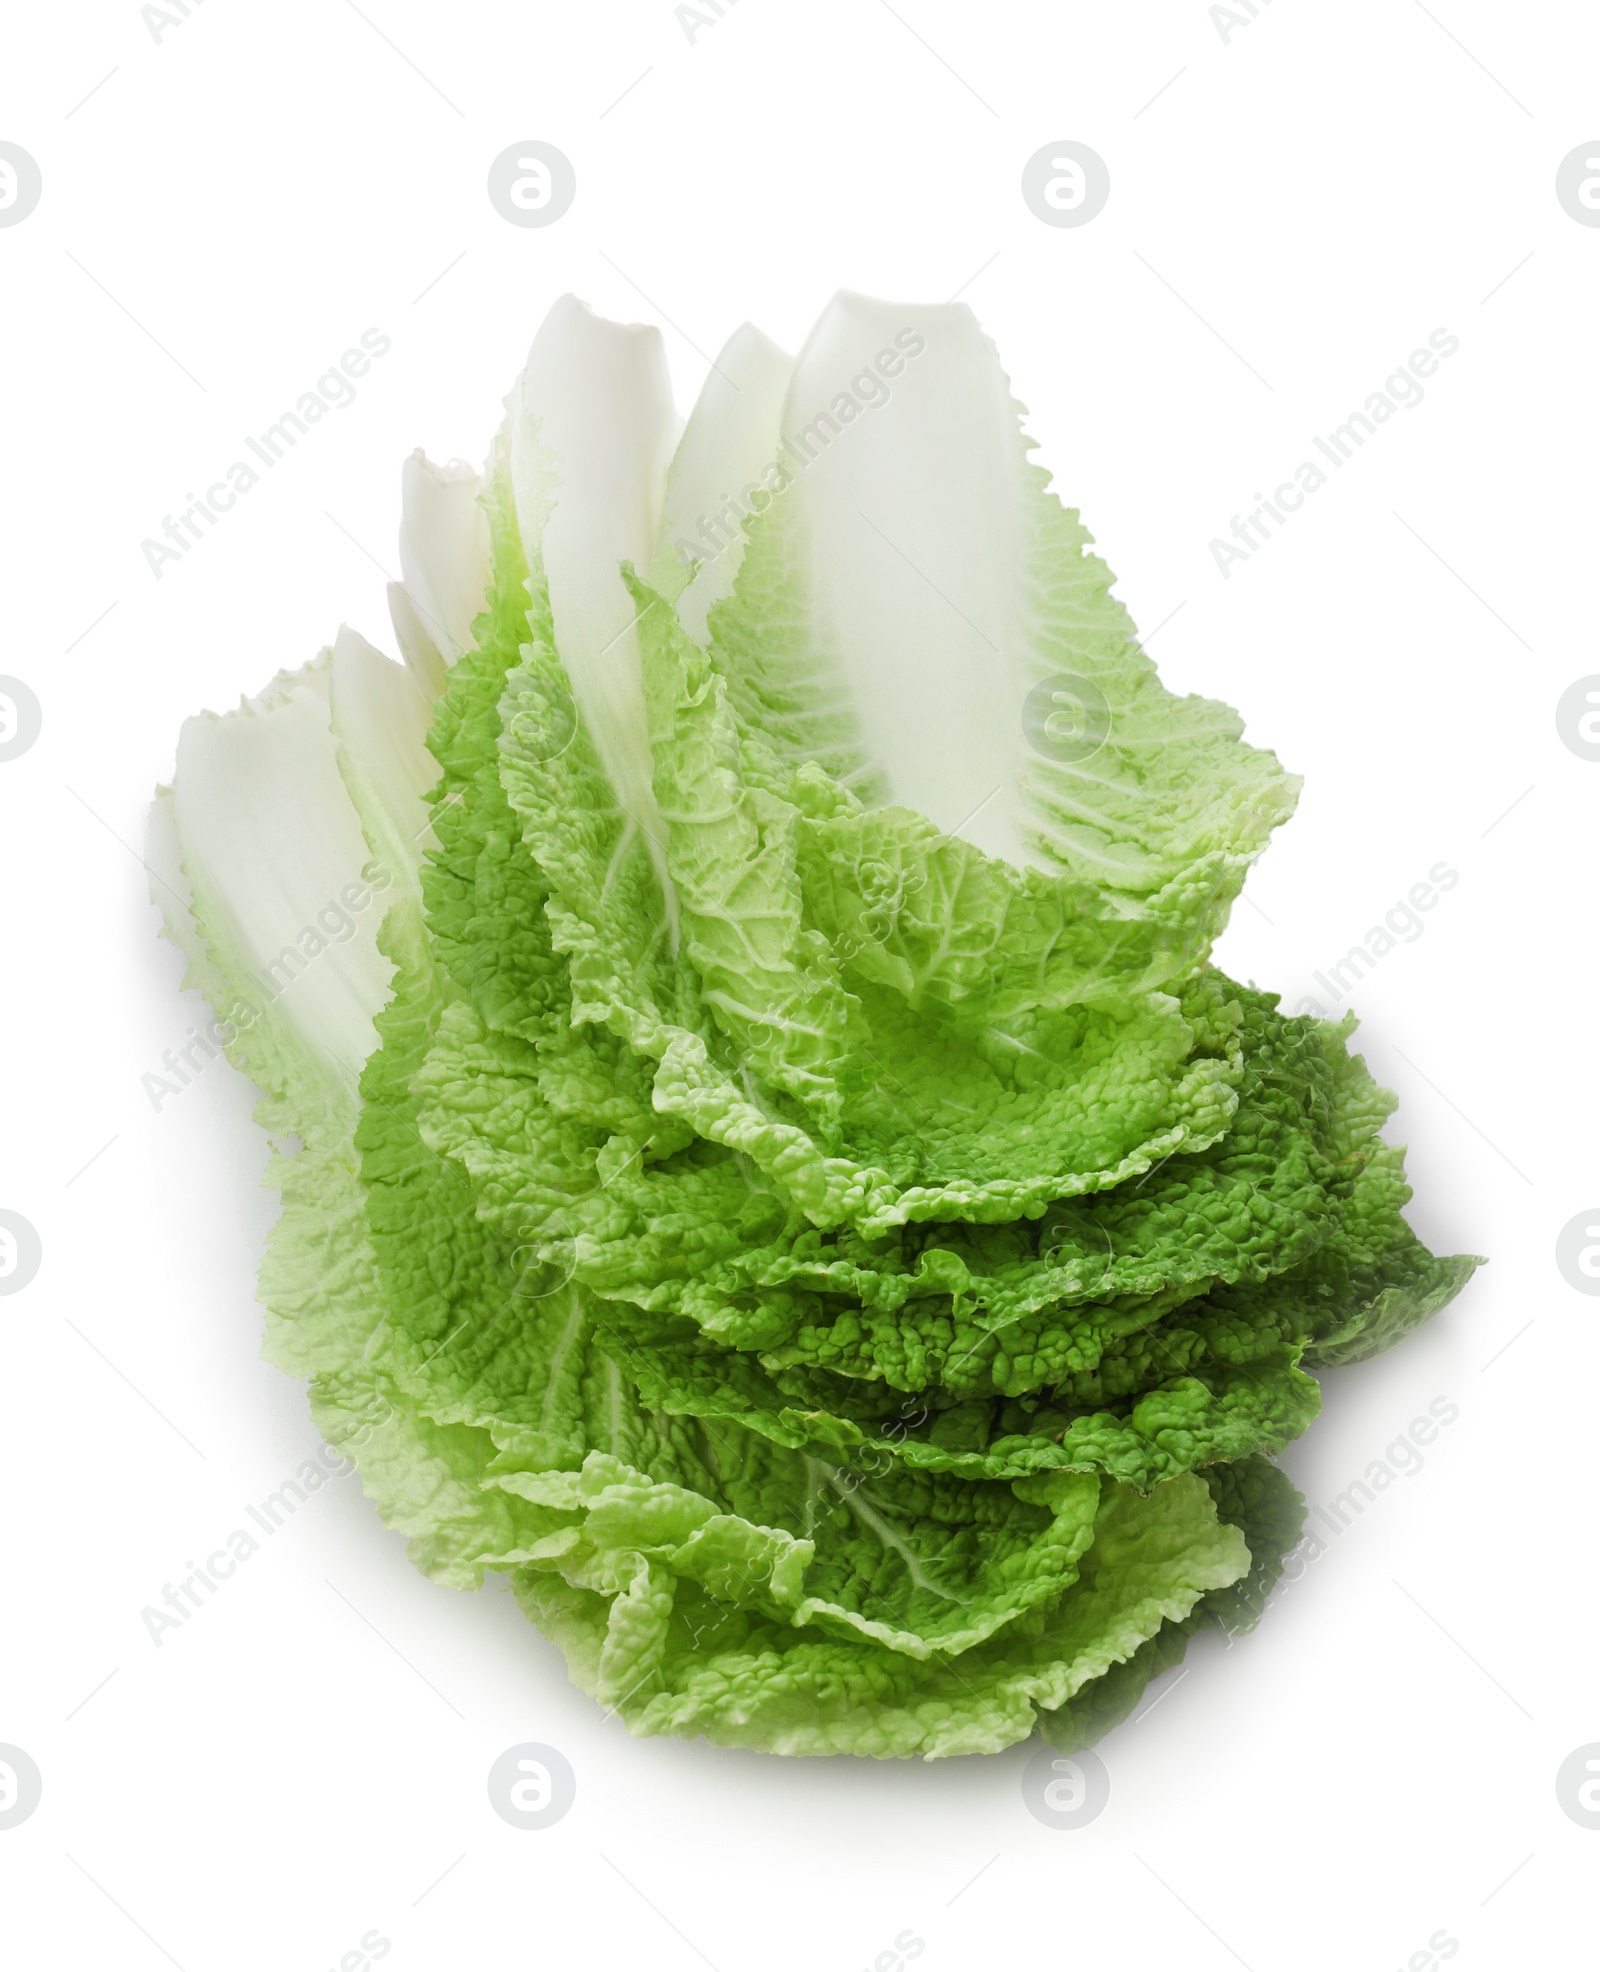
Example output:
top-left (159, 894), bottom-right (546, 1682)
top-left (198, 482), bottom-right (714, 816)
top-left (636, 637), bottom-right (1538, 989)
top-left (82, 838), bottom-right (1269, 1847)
top-left (1, 2), bottom-right (1594, 1967)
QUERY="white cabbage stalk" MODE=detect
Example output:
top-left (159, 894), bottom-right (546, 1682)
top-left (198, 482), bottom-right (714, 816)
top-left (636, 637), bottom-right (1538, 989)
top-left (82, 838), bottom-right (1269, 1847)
top-left (656, 321), bottom-right (795, 643)
top-left (782, 293), bottom-right (1028, 861)
top-left (153, 628), bottom-right (435, 1098)
top-left (386, 451), bottom-right (492, 701)
top-left (510, 296), bottom-right (677, 887)
top-left (154, 286), bottom-right (1275, 1087)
